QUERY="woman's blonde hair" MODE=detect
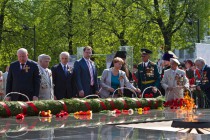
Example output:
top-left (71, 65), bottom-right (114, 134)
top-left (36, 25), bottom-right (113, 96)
top-left (113, 57), bottom-right (124, 64)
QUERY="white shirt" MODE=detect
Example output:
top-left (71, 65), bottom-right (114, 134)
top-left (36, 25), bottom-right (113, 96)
top-left (60, 63), bottom-right (68, 70)
top-left (143, 60), bottom-right (150, 67)
top-left (19, 63), bottom-right (26, 69)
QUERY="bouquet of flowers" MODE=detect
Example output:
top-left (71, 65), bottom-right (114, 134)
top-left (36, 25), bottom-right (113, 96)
top-left (164, 91), bottom-right (195, 111)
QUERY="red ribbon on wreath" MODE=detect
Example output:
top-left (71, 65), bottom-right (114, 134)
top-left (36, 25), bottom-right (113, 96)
top-left (18, 101), bottom-right (27, 115)
top-left (136, 101), bottom-right (142, 108)
top-left (122, 100), bottom-right (128, 109)
top-left (84, 102), bottom-right (91, 110)
top-left (155, 101), bottom-right (159, 109)
top-left (0, 102), bottom-right (11, 116)
top-left (58, 100), bottom-right (68, 112)
top-left (109, 100), bottom-right (115, 110)
top-left (100, 101), bottom-right (107, 110)
top-left (26, 102), bottom-right (38, 114)
top-left (147, 100), bottom-right (152, 107)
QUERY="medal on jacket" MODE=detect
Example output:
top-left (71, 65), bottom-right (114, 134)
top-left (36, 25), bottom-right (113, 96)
top-left (146, 66), bottom-right (154, 77)
top-left (67, 67), bottom-right (73, 74)
top-left (175, 73), bottom-right (184, 86)
top-left (23, 65), bottom-right (30, 72)
top-left (201, 71), bottom-right (209, 84)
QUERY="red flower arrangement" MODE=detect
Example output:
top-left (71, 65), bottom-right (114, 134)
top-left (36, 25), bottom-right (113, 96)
top-left (74, 110), bottom-right (92, 115)
top-left (16, 113), bottom-right (25, 120)
top-left (39, 110), bottom-right (52, 117)
top-left (144, 93), bottom-right (153, 98)
top-left (164, 91), bottom-right (195, 111)
top-left (143, 107), bottom-right (150, 111)
top-left (56, 110), bottom-right (69, 118)
top-left (164, 98), bottom-right (184, 109)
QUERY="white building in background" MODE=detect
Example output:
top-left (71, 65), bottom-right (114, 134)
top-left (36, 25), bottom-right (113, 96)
top-left (174, 36), bottom-right (210, 63)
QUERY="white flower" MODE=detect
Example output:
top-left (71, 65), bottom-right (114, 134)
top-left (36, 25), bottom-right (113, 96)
top-left (128, 109), bottom-right (134, 115)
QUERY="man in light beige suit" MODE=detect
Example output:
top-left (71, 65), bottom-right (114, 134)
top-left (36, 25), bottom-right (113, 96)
top-left (161, 58), bottom-right (189, 101)
top-left (38, 54), bottom-right (54, 100)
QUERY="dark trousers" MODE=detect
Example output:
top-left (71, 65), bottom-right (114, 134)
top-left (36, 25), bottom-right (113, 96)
top-left (89, 85), bottom-right (96, 95)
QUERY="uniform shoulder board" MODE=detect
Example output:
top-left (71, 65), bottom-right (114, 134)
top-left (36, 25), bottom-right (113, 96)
top-left (150, 61), bottom-right (156, 66)
top-left (138, 62), bottom-right (143, 65)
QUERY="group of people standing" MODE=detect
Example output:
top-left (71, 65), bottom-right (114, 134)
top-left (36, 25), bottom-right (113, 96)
top-left (160, 51), bottom-right (210, 107)
top-left (3, 46), bottom-right (99, 101)
top-left (0, 46), bottom-right (210, 107)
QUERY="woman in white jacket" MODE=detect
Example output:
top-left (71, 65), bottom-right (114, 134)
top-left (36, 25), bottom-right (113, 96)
top-left (99, 57), bottom-right (140, 98)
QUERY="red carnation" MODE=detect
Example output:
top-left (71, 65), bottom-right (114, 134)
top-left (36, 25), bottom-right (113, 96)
top-left (149, 93), bottom-right (153, 98)
top-left (16, 113), bottom-right (25, 120)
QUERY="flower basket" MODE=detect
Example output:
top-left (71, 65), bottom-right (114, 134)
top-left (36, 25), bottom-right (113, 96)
top-left (112, 87), bottom-right (137, 98)
top-left (142, 86), bottom-right (162, 98)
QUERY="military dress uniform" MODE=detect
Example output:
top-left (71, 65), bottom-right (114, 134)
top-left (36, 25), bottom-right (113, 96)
top-left (137, 61), bottom-right (160, 96)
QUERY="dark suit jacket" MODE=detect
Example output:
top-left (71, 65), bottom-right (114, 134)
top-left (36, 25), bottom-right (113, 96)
top-left (73, 58), bottom-right (99, 96)
top-left (51, 63), bottom-right (74, 99)
top-left (6, 60), bottom-right (41, 101)
top-left (200, 65), bottom-right (210, 98)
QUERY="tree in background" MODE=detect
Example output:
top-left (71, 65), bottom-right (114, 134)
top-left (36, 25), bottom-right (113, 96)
top-left (0, 0), bottom-right (209, 70)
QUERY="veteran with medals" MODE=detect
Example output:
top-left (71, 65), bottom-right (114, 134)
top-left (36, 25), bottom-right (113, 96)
top-left (161, 58), bottom-right (189, 101)
top-left (6, 48), bottom-right (41, 101)
top-left (160, 51), bottom-right (177, 96)
top-left (194, 57), bottom-right (210, 107)
top-left (137, 49), bottom-right (160, 97)
top-left (38, 54), bottom-right (54, 100)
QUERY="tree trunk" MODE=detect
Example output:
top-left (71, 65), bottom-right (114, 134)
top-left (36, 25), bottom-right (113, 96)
top-left (67, 0), bottom-right (73, 55)
top-left (88, 0), bottom-right (93, 47)
top-left (119, 7), bottom-right (127, 46)
top-left (163, 32), bottom-right (172, 51)
top-left (119, 31), bottom-right (127, 46)
top-left (0, 0), bottom-right (8, 46)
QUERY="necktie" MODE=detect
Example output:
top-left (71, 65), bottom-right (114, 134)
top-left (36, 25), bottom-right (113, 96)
top-left (45, 69), bottom-right (49, 76)
top-left (21, 64), bottom-right (25, 70)
top-left (143, 63), bottom-right (146, 70)
top-left (45, 70), bottom-right (50, 81)
top-left (87, 60), bottom-right (94, 86)
top-left (63, 65), bottom-right (68, 76)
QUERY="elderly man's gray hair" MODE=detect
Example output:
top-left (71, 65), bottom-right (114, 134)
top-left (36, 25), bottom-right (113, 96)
top-left (17, 48), bottom-right (28, 55)
top-left (59, 52), bottom-right (70, 59)
top-left (38, 54), bottom-right (51, 64)
top-left (194, 57), bottom-right (206, 65)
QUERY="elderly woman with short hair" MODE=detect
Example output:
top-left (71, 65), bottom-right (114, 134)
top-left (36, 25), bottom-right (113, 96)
top-left (38, 54), bottom-right (54, 100)
top-left (99, 57), bottom-right (140, 98)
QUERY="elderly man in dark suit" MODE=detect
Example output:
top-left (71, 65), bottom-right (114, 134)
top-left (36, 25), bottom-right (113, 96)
top-left (74, 46), bottom-right (99, 97)
top-left (51, 52), bottom-right (74, 100)
top-left (6, 48), bottom-right (41, 101)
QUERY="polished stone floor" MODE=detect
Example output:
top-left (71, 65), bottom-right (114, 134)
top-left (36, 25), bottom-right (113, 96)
top-left (0, 109), bottom-right (210, 139)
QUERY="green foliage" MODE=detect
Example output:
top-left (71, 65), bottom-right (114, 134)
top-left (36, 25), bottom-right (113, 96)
top-left (0, 0), bottom-right (209, 70)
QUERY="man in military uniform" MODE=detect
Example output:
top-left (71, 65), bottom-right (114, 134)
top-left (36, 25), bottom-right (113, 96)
top-left (137, 49), bottom-right (160, 97)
